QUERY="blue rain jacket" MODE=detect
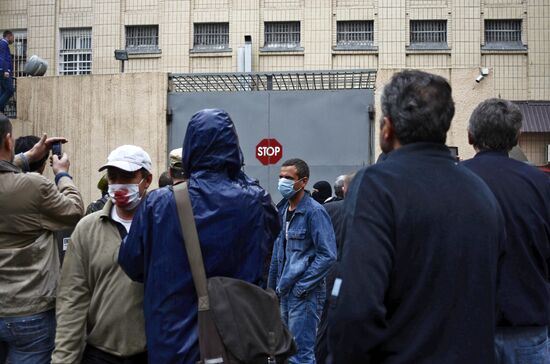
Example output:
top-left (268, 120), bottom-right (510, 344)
top-left (118, 109), bottom-right (279, 364)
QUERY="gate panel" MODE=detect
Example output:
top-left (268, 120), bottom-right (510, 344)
top-left (168, 89), bottom-right (373, 198)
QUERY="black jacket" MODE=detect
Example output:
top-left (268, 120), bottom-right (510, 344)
top-left (463, 151), bottom-right (550, 327)
top-left (328, 143), bottom-right (505, 364)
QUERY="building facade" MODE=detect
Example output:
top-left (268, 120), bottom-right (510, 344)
top-left (1, 0), bottom-right (549, 164)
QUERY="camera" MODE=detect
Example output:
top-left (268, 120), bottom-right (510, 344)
top-left (52, 142), bottom-right (62, 158)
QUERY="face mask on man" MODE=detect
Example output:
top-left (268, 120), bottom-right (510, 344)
top-left (108, 178), bottom-right (144, 211)
top-left (278, 178), bottom-right (303, 199)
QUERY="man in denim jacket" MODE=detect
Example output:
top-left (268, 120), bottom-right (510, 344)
top-left (268, 158), bottom-right (337, 364)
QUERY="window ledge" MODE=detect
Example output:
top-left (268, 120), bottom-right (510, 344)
top-left (190, 48), bottom-right (232, 55)
top-left (332, 46), bottom-right (378, 54)
top-left (189, 49), bottom-right (233, 57)
top-left (127, 49), bottom-right (162, 59)
top-left (406, 46), bottom-right (451, 54)
top-left (481, 45), bottom-right (528, 54)
top-left (260, 47), bottom-right (304, 53)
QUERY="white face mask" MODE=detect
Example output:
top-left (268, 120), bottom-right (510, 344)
top-left (108, 178), bottom-right (144, 211)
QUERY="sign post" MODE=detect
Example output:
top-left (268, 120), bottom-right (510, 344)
top-left (256, 139), bottom-right (283, 165)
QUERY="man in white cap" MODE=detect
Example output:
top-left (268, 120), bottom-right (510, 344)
top-left (52, 145), bottom-right (153, 364)
top-left (168, 147), bottom-right (186, 185)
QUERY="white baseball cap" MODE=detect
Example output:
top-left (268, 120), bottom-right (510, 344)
top-left (98, 145), bottom-right (152, 173)
top-left (169, 148), bottom-right (183, 169)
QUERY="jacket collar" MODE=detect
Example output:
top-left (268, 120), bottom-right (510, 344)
top-left (474, 150), bottom-right (509, 158)
top-left (0, 160), bottom-right (21, 173)
top-left (283, 190), bottom-right (312, 215)
top-left (386, 142), bottom-right (454, 160)
top-left (99, 199), bottom-right (114, 220)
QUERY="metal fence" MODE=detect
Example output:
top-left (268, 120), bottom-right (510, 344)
top-left (169, 70), bottom-right (377, 93)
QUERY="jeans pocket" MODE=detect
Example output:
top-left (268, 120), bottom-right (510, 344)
top-left (8, 310), bottom-right (55, 351)
top-left (515, 337), bottom-right (549, 364)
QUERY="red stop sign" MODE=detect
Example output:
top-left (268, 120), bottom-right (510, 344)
top-left (256, 139), bottom-right (283, 165)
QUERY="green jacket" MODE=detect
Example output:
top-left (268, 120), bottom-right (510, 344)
top-left (0, 158), bottom-right (84, 316)
top-left (52, 200), bottom-right (146, 363)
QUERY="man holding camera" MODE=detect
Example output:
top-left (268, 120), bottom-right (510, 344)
top-left (0, 114), bottom-right (84, 363)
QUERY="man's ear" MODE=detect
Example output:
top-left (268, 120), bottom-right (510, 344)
top-left (382, 117), bottom-right (395, 140)
top-left (467, 131), bottom-right (474, 146)
top-left (144, 173), bottom-right (153, 188)
top-left (3, 132), bottom-right (13, 152)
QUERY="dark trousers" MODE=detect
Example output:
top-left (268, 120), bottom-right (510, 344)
top-left (0, 76), bottom-right (13, 113)
top-left (82, 345), bottom-right (148, 364)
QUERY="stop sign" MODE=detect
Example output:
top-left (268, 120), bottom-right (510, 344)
top-left (256, 139), bottom-right (283, 165)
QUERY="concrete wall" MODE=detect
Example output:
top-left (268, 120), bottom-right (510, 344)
top-left (373, 67), bottom-right (496, 162)
top-left (1, 1), bottom-right (548, 101)
top-left (13, 73), bottom-right (168, 206)
top-left (519, 133), bottom-right (550, 166)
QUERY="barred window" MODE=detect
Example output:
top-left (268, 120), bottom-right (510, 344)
top-left (59, 28), bottom-right (92, 75)
top-left (193, 23), bottom-right (230, 51)
top-left (12, 30), bottom-right (27, 77)
top-left (485, 20), bottom-right (523, 46)
top-left (410, 20), bottom-right (447, 47)
top-left (264, 22), bottom-right (301, 49)
top-left (126, 25), bottom-right (160, 53)
top-left (337, 21), bottom-right (374, 48)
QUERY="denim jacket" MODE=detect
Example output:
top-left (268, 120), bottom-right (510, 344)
top-left (268, 192), bottom-right (337, 297)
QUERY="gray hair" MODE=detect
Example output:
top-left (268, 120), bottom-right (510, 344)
top-left (381, 70), bottom-right (455, 145)
top-left (334, 175), bottom-right (346, 199)
top-left (468, 98), bottom-right (523, 152)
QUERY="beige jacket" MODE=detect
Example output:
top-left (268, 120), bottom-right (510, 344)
top-left (0, 159), bottom-right (84, 316)
top-left (52, 200), bottom-right (146, 363)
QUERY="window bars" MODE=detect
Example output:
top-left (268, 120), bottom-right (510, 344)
top-left (485, 19), bottom-right (522, 45)
top-left (12, 30), bottom-right (27, 78)
top-left (126, 25), bottom-right (160, 53)
top-left (59, 28), bottom-right (92, 75)
top-left (337, 21), bottom-right (374, 48)
top-left (193, 23), bottom-right (230, 51)
top-left (264, 21), bottom-right (301, 49)
top-left (410, 20), bottom-right (447, 46)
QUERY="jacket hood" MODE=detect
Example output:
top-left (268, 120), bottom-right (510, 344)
top-left (183, 109), bottom-right (243, 178)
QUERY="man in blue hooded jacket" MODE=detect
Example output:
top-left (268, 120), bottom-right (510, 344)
top-left (118, 109), bottom-right (279, 364)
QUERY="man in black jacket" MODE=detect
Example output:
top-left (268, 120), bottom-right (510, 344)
top-left (463, 98), bottom-right (550, 363)
top-left (327, 70), bottom-right (505, 364)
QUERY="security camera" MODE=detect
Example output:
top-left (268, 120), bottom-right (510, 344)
top-left (475, 68), bottom-right (490, 83)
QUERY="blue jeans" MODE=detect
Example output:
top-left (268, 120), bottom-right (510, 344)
top-left (0, 75), bottom-right (14, 113)
top-left (495, 326), bottom-right (549, 364)
top-left (281, 285), bottom-right (325, 364)
top-left (0, 309), bottom-right (56, 364)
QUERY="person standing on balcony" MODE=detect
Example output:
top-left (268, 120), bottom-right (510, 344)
top-left (0, 30), bottom-right (14, 114)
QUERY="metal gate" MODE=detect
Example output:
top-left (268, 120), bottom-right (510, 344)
top-left (168, 70), bottom-right (376, 198)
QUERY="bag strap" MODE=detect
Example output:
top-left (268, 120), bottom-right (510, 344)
top-left (173, 182), bottom-right (210, 311)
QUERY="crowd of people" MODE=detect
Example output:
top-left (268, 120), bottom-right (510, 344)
top-left (0, 69), bottom-right (548, 364)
